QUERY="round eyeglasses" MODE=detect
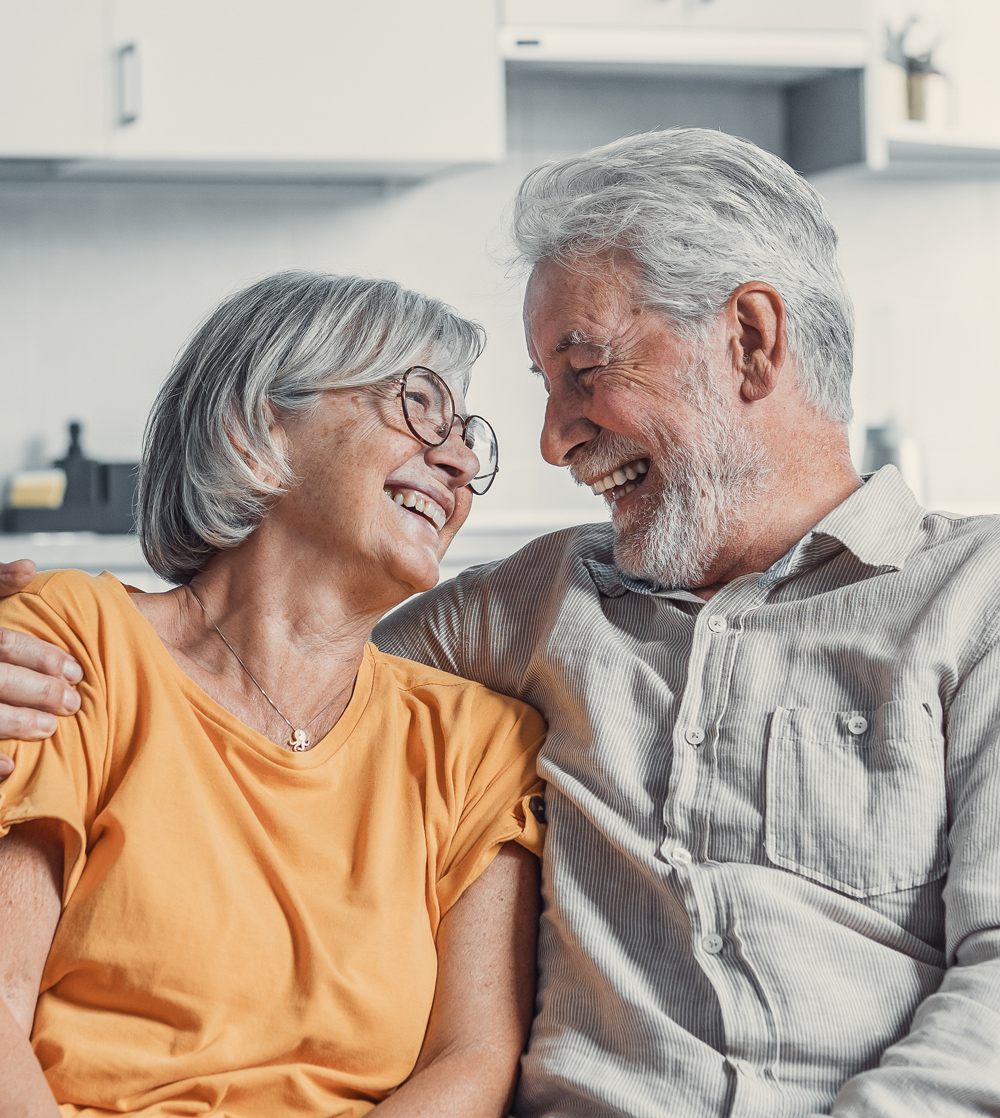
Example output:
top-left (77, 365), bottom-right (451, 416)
top-left (397, 366), bottom-right (499, 495)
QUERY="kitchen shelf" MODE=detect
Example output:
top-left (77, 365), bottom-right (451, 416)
top-left (874, 126), bottom-right (1000, 173)
top-left (501, 25), bottom-right (870, 81)
top-left (501, 20), bottom-right (1000, 178)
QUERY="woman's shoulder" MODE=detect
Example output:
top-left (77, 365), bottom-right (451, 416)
top-left (369, 645), bottom-right (546, 738)
top-left (0, 569), bottom-right (148, 668)
top-left (13, 567), bottom-right (128, 607)
top-left (4, 568), bottom-right (137, 626)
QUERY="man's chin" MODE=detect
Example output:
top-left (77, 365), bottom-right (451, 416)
top-left (610, 507), bottom-right (713, 590)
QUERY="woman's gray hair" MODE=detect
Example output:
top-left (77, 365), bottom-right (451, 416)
top-left (510, 128), bottom-right (854, 424)
top-left (138, 270), bottom-right (485, 584)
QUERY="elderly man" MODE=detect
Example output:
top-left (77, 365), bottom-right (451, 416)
top-left (1, 129), bottom-right (999, 1117)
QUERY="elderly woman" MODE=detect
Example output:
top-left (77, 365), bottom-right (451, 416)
top-left (0, 272), bottom-right (545, 1118)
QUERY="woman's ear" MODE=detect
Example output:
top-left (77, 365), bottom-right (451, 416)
top-left (226, 402), bottom-right (288, 491)
top-left (726, 282), bottom-right (788, 404)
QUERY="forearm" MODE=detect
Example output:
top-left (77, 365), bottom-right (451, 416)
top-left (813, 954), bottom-right (1000, 1117)
top-left (372, 845), bottom-right (539, 1118)
top-left (372, 1045), bottom-right (518, 1118)
top-left (0, 1000), bottom-right (61, 1118)
top-left (0, 820), bottom-right (65, 1117)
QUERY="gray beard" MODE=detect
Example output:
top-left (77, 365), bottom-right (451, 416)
top-left (572, 367), bottom-right (769, 590)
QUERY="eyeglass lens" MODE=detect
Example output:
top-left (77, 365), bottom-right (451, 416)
top-left (401, 368), bottom-right (499, 494)
top-left (462, 416), bottom-right (499, 495)
top-left (401, 369), bottom-right (454, 444)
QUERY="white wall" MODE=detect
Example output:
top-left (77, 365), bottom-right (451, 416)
top-left (1, 66), bottom-right (998, 534)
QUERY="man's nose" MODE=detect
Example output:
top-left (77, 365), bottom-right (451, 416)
top-left (539, 385), bottom-right (600, 467)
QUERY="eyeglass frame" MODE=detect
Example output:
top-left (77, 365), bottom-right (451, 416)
top-left (395, 366), bottom-right (499, 495)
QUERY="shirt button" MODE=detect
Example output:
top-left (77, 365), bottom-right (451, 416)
top-left (702, 933), bottom-right (724, 955)
top-left (684, 727), bottom-right (705, 747)
top-left (672, 846), bottom-right (692, 865)
top-left (707, 614), bottom-right (727, 633)
top-left (847, 715), bottom-right (868, 735)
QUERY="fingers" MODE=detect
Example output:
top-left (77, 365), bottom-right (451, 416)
top-left (0, 632), bottom-right (82, 750)
top-left (0, 702), bottom-right (59, 742)
top-left (0, 627), bottom-right (82, 684)
top-left (0, 559), bottom-right (38, 597)
top-left (0, 567), bottom-right (81, 768)
top-left (0, 657), bottom-right (81, 716)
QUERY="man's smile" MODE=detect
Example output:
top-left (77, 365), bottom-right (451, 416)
top-left (589, 457), bottom-right (650, 502)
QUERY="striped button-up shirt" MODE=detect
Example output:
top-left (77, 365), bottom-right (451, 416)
top-left (374, 466), bottom-right (1000, 1117)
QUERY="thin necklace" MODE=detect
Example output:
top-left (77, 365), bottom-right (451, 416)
top-left (187, 584), bottom-right (342, 752)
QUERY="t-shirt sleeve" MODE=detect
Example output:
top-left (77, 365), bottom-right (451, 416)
top-left (436, 698), bottom-right (547, 917)
top-left (0, 575), bottom-right (110, 903)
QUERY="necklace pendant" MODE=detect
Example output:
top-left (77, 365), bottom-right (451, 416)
top-left (290, 728), bottom-right (311, 752)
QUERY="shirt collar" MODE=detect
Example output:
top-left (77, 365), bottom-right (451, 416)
top-left (583, 465), bottom-right (926, 599)
top-left (799, 464), bottom-right (925, 573)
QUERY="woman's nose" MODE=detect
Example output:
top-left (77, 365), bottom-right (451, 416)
top-left (425, 421), bottom-right (479, 488)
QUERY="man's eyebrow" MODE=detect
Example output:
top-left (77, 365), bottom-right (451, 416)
top-left (553, 329), bottom-right (614, 359)
top-left (554, 328), bottom-right (600, 352)
top-left (529, 362), bottom-right (543, 376)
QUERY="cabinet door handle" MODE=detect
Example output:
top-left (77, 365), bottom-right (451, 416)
top-left (116, 43), bottom-right (141, 126)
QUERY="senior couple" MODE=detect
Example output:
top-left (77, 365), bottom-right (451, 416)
top-left (0, 128), bottom-right (998, 1118)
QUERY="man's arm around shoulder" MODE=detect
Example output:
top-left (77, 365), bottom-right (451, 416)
top-left (0, 561), bottom-right (83, 765)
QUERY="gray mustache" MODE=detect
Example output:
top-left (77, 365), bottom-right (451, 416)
top-left (570, 433), bottom-right (650, 487)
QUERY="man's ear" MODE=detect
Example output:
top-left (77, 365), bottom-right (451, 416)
top-left (726, 282), bottom-right (788, 403)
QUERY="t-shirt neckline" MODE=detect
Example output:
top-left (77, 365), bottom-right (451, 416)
top-left (100, 571), bottom-right (376, 769)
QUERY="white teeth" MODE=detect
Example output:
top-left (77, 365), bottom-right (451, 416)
top-left (589, 458), bottom-right (651, 496)
top-left (386, 487), bottom-right (447, 531)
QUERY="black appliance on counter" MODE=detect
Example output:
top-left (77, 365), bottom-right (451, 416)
top-left (2, 422), bottom-right (138, 534)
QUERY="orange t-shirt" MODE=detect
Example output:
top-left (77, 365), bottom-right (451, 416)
top-left (0, 570), bottom-right (546, 1118)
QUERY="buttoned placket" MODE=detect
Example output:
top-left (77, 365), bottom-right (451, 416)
top-left (657, 573), bottom-right (783, 1117)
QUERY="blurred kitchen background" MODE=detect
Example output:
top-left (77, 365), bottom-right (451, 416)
top-left (1, 0), bottom-right (999, 588)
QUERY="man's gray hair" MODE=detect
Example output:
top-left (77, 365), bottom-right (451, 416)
top-left (138, 270), bottom-right (485, 585)
top-left (511, 128), bottom-right (854, 423)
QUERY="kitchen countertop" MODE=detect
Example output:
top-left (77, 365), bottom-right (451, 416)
top-left (0, 508), bottom-right (608, 593)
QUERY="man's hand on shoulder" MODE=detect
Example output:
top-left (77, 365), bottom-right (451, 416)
top-left (0, 561), bottom-right (83, 773)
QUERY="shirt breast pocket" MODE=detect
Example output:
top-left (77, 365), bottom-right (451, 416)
top-left (764, 701), bottom-right (947, 898)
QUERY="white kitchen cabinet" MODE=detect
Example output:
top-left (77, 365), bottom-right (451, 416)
top-left (503, 0), bottom-right (868, 32)
top-left (0, 0), bottom-right (503, 179)
top-left (504, 1), bottom-right (686, 29)
top-left (0, 0), bottom-right (107, 158)
top-left (105, 0), bottom-right (504, 169)
top-left (685, 1), bottom-right (868, 32)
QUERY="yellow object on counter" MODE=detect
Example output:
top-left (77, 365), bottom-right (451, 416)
top-left (8, 469), bottom-right (67, 508)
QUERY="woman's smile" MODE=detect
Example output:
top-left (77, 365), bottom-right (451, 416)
top-left (383, 484), bottom-right (450, 532)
